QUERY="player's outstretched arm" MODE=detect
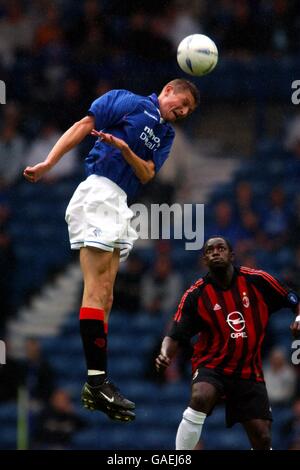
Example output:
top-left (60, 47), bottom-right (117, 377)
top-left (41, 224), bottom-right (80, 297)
top-left (155, 336), bottom-right (179, 372)
top-left (23, 116), bottom-right (95, 183)
top-left (91, 129), bottom-right (155, 184)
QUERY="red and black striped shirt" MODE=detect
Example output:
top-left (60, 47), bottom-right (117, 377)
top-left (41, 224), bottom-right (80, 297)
top-left (168, 266), bottom-right (299, 382)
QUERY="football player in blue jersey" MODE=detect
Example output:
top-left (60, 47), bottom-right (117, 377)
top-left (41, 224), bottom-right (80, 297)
top-left (23, 79), bottom-right (199, 422)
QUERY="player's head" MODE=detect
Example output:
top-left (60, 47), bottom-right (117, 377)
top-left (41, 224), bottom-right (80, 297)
top-left (203, 236), bottom-right (234, 271)
top-left (158, 79), bottom-right (199, 122)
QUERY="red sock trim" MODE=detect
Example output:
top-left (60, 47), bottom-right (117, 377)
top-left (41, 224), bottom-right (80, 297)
top-left (80, 307), bottom-right (105, 321)
top-left (104, 322), bottom-right (108, 334)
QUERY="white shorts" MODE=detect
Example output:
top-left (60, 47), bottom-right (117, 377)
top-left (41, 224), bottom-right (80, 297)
top-left (65, 175), bottom-right (138, 261)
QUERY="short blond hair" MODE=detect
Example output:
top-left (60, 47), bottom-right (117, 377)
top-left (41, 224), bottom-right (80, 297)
top-left (166, 79), bottom-right (200, 106)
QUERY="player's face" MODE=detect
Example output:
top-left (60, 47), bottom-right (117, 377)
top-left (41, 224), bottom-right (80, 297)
top-left (159, 86), bottom-right (196, 122)
top-left (203, 238), bottom-right (233, 269)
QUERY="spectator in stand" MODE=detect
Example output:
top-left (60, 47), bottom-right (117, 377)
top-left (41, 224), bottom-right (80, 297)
top-left (261, 187), bottom-right (290, 250)
top-left (284, 114), bottom-right (300, 180)
top-left (24, 338), bottom-right (55, 410)
top-left (126, 11), bottom-right (175, 60)
top-left (233, 209), bottom-right (267, 260)
top-left (141, 254), bottom-right (182, 317)
top-left (282, 244), bottom-right (300, 292)
top-left (34, 4), bottom-right (63, 51)
top-left (0, 340), bottom-right (25, 402)
top-left (0, 122), bottom-right (26, 188)
top-left (114, 254), bottom-right (145, 314)
top-left (233, 180), bottom-right (257, 218)
top-left (282, 398), bottom-right (300, 450)
top-left (0, 203), bottom-right (16, 333)
top-left (264, 347), bottom-right (297, 406)
top-left (66, 0), bottom-right (107, 50)
top-left (25, 122), bottom-right (78, 183)
top-left (32, 389), bottom-right (86, 450)
top-left (54, 78), bottom-right (90, 131)
top-left (165, 3), bottom-right (202, 50)
top-left (0, 0), bottom-right (35, 66)
top-left (206, 200), bottom-right (244, 246)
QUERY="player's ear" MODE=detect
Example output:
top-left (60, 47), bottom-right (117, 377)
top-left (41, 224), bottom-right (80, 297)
top-left (164, 84), bottom-right (174, 96)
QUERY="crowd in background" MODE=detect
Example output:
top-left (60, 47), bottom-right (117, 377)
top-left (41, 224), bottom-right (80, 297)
top-left (0, 0), bottom-right (300, 129)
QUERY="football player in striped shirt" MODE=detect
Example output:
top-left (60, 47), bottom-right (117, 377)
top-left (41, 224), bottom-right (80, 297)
top-left (156, 236), bottom-right (300, 449)
top-left (23, 79), bottom-right (199, 422)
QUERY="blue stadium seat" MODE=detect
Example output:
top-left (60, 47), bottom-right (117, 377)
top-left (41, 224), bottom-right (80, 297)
top-left (206, 406), bottom-right (225, 429)
top-left (203, 426), bottom-right (249, 450)
top-left (71, 428), bottom-right (103, 450)
top-left (109, 356), bottom-right (144, 378)
top-left (0, 425), bottom-right (17, 450)
top-left (0, 403), bottom-right (17, 423)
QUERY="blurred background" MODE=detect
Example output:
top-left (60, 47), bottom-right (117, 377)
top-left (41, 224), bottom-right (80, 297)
top-left (0, 0), bottom-right (300, 450)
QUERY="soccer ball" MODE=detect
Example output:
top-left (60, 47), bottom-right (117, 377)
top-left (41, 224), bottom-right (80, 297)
top-left (177, 34), bottom-right (218, 76)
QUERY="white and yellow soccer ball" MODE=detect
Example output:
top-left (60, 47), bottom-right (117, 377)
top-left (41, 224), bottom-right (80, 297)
top-left (177, 34), bottom-right (218, 76)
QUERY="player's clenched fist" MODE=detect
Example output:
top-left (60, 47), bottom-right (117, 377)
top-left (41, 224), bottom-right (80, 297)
top-left (23, 162), bottom-right (51, 183)
top-left (155, 353), bottom-right (171, 372)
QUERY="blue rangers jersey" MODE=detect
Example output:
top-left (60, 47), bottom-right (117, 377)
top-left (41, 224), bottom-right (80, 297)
top-left (86, 89), bottom-right (175, 200)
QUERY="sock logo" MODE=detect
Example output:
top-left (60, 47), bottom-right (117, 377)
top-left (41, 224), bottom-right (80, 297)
top-left (94, 338), bottom-right (106, 349)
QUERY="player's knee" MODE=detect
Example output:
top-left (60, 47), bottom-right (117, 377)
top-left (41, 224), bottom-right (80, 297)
top-left (190, 389), bottom-right (209, 413)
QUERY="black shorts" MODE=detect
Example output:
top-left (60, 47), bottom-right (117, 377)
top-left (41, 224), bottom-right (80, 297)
top-left (192, 367), bottom-right (272, 428)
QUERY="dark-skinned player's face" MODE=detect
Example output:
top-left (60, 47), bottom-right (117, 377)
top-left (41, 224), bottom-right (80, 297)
top-left (203, 238), bottom-right (233, 270)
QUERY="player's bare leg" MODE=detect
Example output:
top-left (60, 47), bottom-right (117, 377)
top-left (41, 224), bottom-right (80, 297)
top-left (176, 382), bottom-right (219, 450)
top-left (243, 419), bottom-right (272, 450)
top-left (105, 248), bottom-right (121, 320)
top-left (80, 246), bottom-right (114, 312)
top-left (79, 246), bottom-right (135, 421)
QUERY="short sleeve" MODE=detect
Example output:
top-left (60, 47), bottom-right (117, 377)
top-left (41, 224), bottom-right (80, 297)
top-left (88, 90), bottom-right (139, 130)
top-left (249, 269), bottom-right (299, 314)
top-left (167, 284), bottom-right (202, 344)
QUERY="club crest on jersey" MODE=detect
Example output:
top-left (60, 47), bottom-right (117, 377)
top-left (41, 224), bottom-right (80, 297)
top-left (242, 293), bottom-right (250, 308)
top-left (226, 311), bottom-right (247, 339)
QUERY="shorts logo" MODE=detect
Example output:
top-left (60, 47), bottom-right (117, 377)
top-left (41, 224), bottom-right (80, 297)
top-left (193, 369), bottom-right (199, 381)
top-left (226, 311), bottom-right (247, 339)
top-left (93, 228), bottom-right (102, 238)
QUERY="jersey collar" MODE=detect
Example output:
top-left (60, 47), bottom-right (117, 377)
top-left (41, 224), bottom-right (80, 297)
top-left (149, 93), bottom-right (165, 123)
top-left (205, 266), bottom-right (239, 291)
